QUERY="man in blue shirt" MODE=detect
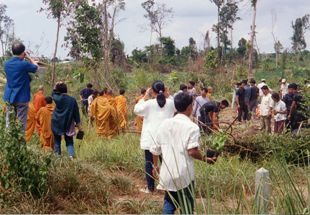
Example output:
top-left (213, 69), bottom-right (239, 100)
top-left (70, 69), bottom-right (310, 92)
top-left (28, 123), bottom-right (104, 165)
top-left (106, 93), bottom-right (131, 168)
top-left (3, 42), bottom-right (38, 132)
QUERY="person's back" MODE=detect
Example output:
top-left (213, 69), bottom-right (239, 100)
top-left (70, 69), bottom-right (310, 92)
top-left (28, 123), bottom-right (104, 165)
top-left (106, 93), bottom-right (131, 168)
top-left (4, 57), bottom-right (37, 103)
top-left (33, 87), bottom-right (46, 113)
top-left (90, 96), bottom-right (118, 137)
top-left (135, 98), bottom-right (175, 148)
top-left (25, 103), bottom-right (36, 142)
top-left (52, 93), bottom-right (80, 135)
top-left (37, 102), bottom-right (54, 150)
top-left (154, 114), bottom-right (199, 190)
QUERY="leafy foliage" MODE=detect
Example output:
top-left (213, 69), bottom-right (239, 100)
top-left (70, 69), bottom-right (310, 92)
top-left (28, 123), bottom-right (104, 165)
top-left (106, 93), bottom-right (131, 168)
top-left (0, 116), bottom-right (51, 197)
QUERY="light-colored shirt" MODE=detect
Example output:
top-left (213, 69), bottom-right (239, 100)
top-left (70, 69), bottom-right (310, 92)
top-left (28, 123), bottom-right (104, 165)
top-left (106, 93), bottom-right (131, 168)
top-left (151, 114), bottom-right (200, 192)
top-left (193, 95), bottom-right (209, 117)
top-left (273, 100), bottom-right (287, 121)
top-left (87, 95), bottom-right (94, 113)
top-left (260, 93), bottom-right (273, 116)
top-left (134, 98), bottom-right (175, 150)
top-left (280, 83), bottom-right (289, 98)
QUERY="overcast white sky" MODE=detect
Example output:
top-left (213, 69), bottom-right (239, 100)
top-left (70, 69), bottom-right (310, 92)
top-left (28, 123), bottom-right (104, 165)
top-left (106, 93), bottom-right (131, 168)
top-left (2, 0), bottom-right (310, 59)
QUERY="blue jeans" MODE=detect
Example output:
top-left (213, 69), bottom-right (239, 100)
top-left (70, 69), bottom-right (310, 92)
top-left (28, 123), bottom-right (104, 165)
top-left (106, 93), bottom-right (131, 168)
top-left (163, 182), bottom-right (195, 214)
top-left (144, 150), bottom-right (155, 191)
top-left (6, 103), bottom-right (29, 132)
top-left (54, 134), bottom-right (74, 157)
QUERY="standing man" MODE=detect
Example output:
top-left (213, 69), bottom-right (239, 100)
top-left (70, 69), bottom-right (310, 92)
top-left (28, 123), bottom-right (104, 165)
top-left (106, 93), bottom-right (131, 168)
top-left (188, 81), bottom-right (197, 95)
top-left (280, 79), bottom-right (289, 98)
top-left (3, 42), bottom-right (38, 132)
top-left (115, 89), bottom-right (128, 131)
top-left (235, 81), bottom-right (249, 122)
top-left (151, 93), bottom-right (216, 214)
top-left (257, 79), bottom-right (267, 97)
top-left (193, 88), bottom-right (209, 120)
top-left (80, 83), bottom-right (94, 115)
top-left (259, 86), bottom-right (273, 133)
top-left (33, 85), bottom-right (46, 113)
top-left (249, 79), bottom-right (259, 118)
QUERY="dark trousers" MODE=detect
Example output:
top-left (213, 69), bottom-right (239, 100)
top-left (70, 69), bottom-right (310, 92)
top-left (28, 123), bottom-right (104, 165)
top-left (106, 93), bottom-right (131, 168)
top-left (144, 150), bottom-right (155, 191)
top-left (81, 100), bottom-right (88, 115)
top-left (54, 134), bottom-right (75, 157)
top-left (238, 104), bottom-right (249, 122)
top-left (163, 182), bottom-right (195, 214)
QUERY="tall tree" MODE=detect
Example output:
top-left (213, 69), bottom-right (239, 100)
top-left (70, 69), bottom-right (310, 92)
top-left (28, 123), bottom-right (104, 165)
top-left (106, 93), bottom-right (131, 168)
top-left (141, 0), bottom-right (173, 40)
top-left (0, 3), bottom-right (14, 57)
top-left (291, 14), bottom-right (310, 53)
top-left (210, 0), bottom-right (224, 57)
top-left (41, 0), bottom-right (70, 86)
top-left (248, 0), bottom-right (258, 79)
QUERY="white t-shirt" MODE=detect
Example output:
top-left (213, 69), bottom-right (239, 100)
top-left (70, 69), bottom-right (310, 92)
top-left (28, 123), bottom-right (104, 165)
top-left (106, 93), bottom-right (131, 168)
top-left (87, 95), bottom-right (94, 113)
top-left (260, 93), bottom-right (273, 116)
top-left (280, 83), bottom-right (289, 98)
top-left (193, 95), bottom-right (209, 117)
top-left (273, 100), bottom-right (287, 121)
top-left (134, 98), bottom-right (175, 150)
top-left (151, 114), bottom-right (200, 191)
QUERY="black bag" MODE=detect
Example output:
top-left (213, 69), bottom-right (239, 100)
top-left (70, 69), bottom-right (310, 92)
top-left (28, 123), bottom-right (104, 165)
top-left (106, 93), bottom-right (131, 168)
top-left (76, 131), bottom-right (84, 140)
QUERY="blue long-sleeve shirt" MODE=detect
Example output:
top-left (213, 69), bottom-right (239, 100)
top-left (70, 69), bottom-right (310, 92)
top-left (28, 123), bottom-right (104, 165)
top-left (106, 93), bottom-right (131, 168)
top-left (3, 57), bottom-right (38, 103)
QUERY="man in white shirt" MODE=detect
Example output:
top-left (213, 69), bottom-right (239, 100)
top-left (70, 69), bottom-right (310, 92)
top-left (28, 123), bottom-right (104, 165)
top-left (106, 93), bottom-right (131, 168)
top-left (271, 92), bottom-right (287, 134)
top-left (151, 92), bottom-right (216, 214)
top-left (257, 79), bottom-right (267, 97)
top-left (280, 78), bottom-right (289, 98)
top-left (193, 88), bottom-right (209, 119)
top-left (259, 86), bottom-right (273, 133)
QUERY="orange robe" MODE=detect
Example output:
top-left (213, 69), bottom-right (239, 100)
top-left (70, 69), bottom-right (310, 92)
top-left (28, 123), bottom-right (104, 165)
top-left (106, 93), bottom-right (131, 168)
top-left (207, 93), bottom-right (214, 101)
top-left (33, 90), bottom-right (47, 135)
top-left (37, 104), bottom-right (54, 151)
top-left (33, 90), bottom-right (46, 113)
top-left (115, 95), bottom-right (128, 130)
top-left (134, 95), bottom-right (144, 132)
top-left (90, 96), bottom-right (118, 137)
top-left (25, 103), bottom-right (36, 142)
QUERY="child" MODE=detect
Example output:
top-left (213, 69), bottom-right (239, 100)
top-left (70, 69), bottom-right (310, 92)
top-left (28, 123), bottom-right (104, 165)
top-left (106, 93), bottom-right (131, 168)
top-left (271, 92), bottom-right (287, 134)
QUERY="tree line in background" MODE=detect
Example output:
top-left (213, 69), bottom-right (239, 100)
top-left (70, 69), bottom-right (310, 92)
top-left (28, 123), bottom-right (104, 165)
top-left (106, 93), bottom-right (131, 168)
top-left (0, 0), bottom-right (310, 88)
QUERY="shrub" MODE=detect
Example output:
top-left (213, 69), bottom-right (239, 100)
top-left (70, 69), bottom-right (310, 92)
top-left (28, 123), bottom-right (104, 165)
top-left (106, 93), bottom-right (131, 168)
top-left (0, 116), bottom-right (51, 197)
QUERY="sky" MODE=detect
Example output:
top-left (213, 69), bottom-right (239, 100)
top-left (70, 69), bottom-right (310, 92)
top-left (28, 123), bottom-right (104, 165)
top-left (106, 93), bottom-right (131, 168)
top-left (2, 0), bottom-right (310, 59)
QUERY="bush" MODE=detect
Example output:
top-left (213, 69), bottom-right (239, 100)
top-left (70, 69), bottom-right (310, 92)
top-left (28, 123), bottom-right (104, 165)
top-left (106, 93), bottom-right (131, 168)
top-left (0, 116), bottom-right (51, 197)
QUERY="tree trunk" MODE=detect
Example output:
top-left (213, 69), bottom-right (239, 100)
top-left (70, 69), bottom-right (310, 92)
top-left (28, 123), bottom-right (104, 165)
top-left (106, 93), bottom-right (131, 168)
top-left (217, 5), bottom-right (221, 60)
top-left (102, 1), bottom-right (112, 89)
top-left (248, 2), bottom-right (257, 79)
top-left (52, 16), bottom-right (61, 86)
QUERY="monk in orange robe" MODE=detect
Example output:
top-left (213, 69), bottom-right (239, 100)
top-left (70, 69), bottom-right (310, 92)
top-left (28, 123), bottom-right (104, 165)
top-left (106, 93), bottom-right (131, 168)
top-left (105, 89), bottom-right (119, 132)
top-left (33, 86), bottom-right (47, 113)
top-left (37, 96), bottom-right (54, 151)
top-left (115, 89), bottom-right (128, 131)
top-left (25, 103), bottom-right (36, 142)
top-left (90, 92), bottom-right (118, 137)
top-left (134, 88), bottom-right (146, 133)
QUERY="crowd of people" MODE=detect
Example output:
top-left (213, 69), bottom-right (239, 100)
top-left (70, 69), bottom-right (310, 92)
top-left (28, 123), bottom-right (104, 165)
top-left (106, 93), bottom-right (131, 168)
top-left (2, 42), bottom-right (309, 214)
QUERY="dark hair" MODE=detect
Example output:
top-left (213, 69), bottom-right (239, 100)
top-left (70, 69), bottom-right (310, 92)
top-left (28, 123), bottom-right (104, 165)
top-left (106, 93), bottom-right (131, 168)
top-left (93, 90), bottom-right (98, 96)
top-left (87, 83), bottom-right (93, 88)
top-left (12, 42), bottom-right (26, 55)
top-left (99, 90), bottom-right (105, 96)
top-left (288, 83), bottom-right (298, 90)
top-left (45, 96), bottom-right (53, 104)
top-left (152, 80), bottom-right (166, 108)
top-left (242, 79), bottom-right (248, 85)
top-left (120, 89), bottom-right (125, 95)
top-left (174, 93), bottom-right (193, 113)
top-left (221, 99), bottom-right (229, 107)
top-left (180, 84), bottom-right (188, 91)
top-left (189, 81), bottom-right (195, 86)
top-left (201, 87), bottom-right (208, 93)
top-left (261, 85), bottom-right (269, 90)
top-left (250, 79), bottom-right (256, 84)
top-left (271, 92), bottom-right (280, 100)
top-left (140, 88), bottom-right (146, 94)
top-left (55, 83), bottom-right (68, 94)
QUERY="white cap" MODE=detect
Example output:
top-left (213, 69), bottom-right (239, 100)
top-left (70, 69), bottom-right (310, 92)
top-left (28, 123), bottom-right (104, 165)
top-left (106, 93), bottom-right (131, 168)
top-left (281, 79), bottom-right (286, 83)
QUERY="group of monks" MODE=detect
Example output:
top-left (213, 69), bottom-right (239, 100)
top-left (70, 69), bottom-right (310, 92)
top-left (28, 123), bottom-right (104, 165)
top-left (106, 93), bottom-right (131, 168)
top-left (89, 89), bottom-right (128, 137)
top-left (25, 86), bottom-right (54, 151)
top-left (25, 84), bottom-right (147, 151)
